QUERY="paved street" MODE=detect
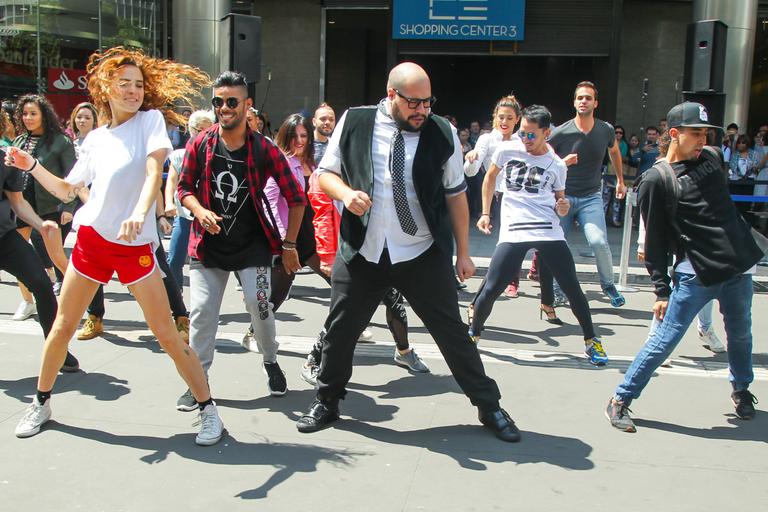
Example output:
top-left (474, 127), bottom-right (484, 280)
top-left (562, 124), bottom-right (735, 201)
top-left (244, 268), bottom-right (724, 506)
top-left (0, 226), bottom-right (766, 511)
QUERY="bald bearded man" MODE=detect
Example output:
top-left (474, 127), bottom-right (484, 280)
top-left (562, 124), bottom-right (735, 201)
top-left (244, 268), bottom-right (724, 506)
top-left (296, 62), bottom-right (520, 442)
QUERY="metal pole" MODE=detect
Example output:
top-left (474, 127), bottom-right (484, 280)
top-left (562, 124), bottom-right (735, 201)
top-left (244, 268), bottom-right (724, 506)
top-left (36, 0), bottom-right (42, 94)
top-left (616, 189), bottom-right (639, 293)
top-left (98, 0), bottom-right (103, 51)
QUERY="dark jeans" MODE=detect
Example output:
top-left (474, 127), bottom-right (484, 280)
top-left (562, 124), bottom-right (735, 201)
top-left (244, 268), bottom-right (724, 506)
top-left (87, 242), bottom-right (188, 319)
top-left (316, 244), bottom-right (501, 411)
top-left (471, 240), bottom-right (595, 340)
top-left (0, 230), bottom-right (57, 336)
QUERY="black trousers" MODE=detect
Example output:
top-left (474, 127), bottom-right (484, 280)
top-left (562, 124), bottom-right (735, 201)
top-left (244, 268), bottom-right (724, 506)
top-left (87, 241), bottom-right (188, 319)
top-left (317, 244), bottom-right (501, 411)
top-left (472, 240), bottom-right (595, 340)
top-left (0, 230), bottom-right (57, 336)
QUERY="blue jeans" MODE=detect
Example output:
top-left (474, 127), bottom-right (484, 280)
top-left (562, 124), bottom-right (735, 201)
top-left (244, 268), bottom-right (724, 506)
top-left (167, 216), bottom-right (191, 288)
top-left (558, 191), bottom-right (615, 289)
top-left (646, 299), bottom-right (714, 335)
top-left (615, 273), bottom-right (754, 404)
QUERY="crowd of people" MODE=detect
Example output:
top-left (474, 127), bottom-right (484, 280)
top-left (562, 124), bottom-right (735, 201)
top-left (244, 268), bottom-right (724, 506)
top-left (0, 47), bottom-right (763, 447)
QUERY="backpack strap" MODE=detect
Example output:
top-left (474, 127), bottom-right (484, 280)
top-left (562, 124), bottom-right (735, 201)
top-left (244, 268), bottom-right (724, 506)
top-left (650, 158), bottom-right (682, 239)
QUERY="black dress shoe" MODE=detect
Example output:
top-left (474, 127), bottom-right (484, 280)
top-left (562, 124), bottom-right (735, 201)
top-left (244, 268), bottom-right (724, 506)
top-left (296, 399), bottom-right (340, 433)
top-left (478, 408), bottom-right (521, 442)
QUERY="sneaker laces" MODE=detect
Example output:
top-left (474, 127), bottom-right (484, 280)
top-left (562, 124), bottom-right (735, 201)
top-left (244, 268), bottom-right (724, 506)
top-left (735, 390), bottom-right (758, 405)
top-left (20, 402), bottom-right (44, 423)
top-left (589, 339), bottom-right (607, 357)
top-left (193, 406), bottom-right (218, 429)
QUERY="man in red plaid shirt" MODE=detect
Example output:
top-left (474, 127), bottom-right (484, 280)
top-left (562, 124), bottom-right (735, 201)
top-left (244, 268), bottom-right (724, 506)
top-left (177, 71), bottom-right (305, 408)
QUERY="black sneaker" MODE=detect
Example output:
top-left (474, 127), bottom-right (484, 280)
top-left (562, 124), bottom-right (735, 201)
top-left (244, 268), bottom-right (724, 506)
top-left (264, 361), bottom-right (287, 396)
top-left (731, 390), bottom-right (758, 420)
top-left (60, 351), bottom-right (79, 373)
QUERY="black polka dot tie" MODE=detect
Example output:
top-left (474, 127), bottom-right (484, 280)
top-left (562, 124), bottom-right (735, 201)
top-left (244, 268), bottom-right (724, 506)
top-left (390, 130), bottom-right (418, 236)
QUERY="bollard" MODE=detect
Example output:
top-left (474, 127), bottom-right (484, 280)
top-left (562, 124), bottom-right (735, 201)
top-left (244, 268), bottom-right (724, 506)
top-left (616, 189), bottom-right (638, 293)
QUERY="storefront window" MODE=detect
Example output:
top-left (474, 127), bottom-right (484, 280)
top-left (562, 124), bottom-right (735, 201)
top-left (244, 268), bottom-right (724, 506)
top-left (0, 0), bottom-right (163, 121)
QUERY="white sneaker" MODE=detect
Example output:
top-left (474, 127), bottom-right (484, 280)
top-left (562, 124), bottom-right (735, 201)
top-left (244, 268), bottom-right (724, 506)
top-left (699, 326), bottom-right (726, 353)
top-left (15, 398), bottom-right (52, 438)
top-left (194, 403), bottom-right (224, 446)
top-left (12, 301), bottom-right (36, 321)
top-left (358, 329), bottom-right (373, 342)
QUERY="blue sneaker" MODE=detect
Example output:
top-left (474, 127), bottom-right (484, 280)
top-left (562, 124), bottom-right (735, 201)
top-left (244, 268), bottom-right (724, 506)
top-left (603, 285), bottom-right (625, 308)
top-left (585, 338), bottom-right (609, 366)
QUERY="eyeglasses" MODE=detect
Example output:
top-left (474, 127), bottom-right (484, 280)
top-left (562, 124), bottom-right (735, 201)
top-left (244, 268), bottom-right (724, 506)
top-left (518, 130), bottom-right (538, 141)
top-left (394, 90), bottom-right (436, 110)
top-left (211, 96), bottom-right (241, 109)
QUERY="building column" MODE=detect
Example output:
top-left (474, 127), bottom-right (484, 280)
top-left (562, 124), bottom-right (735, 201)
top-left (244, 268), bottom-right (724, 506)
top-left (172, 0), bottom-right (231, 85)
top-left (693, 0), bottom-right (757, 130)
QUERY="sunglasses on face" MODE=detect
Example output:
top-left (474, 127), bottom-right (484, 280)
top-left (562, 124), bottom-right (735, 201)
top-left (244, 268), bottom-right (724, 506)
top-left (394, 90), bottom-right (437, 109)
top-left (518, 130), bottom-right (538, 141)
top-left (211, 96), bottom-right (241, 109)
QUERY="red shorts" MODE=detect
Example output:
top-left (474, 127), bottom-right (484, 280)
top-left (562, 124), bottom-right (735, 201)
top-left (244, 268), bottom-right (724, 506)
top-left (71, 226), bottom-right (156, 285)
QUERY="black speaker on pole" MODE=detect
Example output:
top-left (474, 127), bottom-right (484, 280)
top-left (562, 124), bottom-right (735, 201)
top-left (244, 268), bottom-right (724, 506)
top-left (220, 13), bottom-right (261, 84)
top-left (683, 20), bottom-right (727, 93)
top-left (683, 91), bottom-right (726, 145)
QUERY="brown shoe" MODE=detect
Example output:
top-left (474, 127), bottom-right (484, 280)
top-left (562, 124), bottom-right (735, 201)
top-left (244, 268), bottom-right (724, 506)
top-left (175, 316), bottom-right (190, 344)
top-left (77, 315), bottom-right (104, 340)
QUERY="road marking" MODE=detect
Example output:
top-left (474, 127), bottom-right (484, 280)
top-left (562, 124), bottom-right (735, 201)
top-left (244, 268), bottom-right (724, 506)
top-left (2, 319), bottom-right (764, 381)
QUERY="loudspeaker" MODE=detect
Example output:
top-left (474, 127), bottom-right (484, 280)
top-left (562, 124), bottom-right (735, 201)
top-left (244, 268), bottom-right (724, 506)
top-left (683, 20), bottom-right (727, 93)
top-left (682, 91), bottom-right (726, 145)
top-left (220, 14), bottom-right (261, 83)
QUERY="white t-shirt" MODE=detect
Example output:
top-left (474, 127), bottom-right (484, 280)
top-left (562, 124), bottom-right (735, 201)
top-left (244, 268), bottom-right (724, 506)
top-left (66, 109), bottom-right (172, 246)
top-left (492, 139), bottom-right (567, 244)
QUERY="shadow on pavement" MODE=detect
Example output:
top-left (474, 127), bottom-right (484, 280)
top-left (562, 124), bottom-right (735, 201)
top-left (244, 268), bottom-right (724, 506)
top-left (348, 372), bottom-right (462, 399)
top-left (0, 372), bottom-right (130, 402)
top-left (633, 416), bottom-right (767, 442)
top-left (48, 422), bottom-right (367, 500)
top-left (334, 421), bottom-right (594, 471)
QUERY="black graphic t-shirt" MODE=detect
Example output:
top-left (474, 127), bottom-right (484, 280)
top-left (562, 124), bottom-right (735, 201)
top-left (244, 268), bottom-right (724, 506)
top-left (202, 139), bottom-right (272, 270)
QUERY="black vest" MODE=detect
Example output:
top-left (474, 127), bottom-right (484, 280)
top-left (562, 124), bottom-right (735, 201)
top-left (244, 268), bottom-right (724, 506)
top-left (337, 106), bottom-right (456, 263)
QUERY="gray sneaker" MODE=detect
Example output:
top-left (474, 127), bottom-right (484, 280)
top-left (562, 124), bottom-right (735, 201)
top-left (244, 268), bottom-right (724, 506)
top-left (15, 398), bottom-right (52, 438)
top-left (194, 402), bottom-right (224, 446)
top-left (300, 363), bottom-right (320, 387)
top-left (176, 388), bottom-right (197, 412)
top-left (605, 398), bottom-right (636, 432)
top-left (394, 348), bottom-right (430, 373)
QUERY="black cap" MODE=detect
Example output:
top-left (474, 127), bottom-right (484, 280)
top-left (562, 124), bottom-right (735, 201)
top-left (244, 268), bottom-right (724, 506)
top-left (666, 102), bottom-right (722, 131)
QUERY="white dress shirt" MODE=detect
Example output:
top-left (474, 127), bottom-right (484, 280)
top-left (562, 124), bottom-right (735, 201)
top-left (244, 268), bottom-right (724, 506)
top-left (318, 100), bottom-right (466, 264)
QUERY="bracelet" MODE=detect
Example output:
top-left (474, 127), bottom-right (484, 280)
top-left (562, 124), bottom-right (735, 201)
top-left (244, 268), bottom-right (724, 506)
top-left (283, 239), bottom-right (297, 245)
top-left (282, 246), bottom-right (298, 252)
top-left (26, 159), bottom-right (38, 173)
top-left (480, 213), bottom-right (490, 217)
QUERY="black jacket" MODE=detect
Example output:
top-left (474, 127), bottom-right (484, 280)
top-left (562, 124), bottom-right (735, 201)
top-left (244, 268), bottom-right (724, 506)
top-left (638, 147), bottom-right (763, 299)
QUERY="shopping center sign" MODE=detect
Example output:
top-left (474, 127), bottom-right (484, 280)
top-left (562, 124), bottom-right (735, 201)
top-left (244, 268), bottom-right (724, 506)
top-left (392, 0), bottom-right (525, 41)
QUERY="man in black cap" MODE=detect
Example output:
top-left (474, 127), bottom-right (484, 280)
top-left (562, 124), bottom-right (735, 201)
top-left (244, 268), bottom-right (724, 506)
top-left (606, 102), bottom-right (763, 432)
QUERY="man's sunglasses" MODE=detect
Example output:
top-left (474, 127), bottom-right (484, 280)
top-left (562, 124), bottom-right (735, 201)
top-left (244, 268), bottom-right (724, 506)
top-left (395, 90), bottom-right (436, 109)
top-left (518, 130), bottom-right (538, 141)
top-left (211, 96), bottom-right (241, 109)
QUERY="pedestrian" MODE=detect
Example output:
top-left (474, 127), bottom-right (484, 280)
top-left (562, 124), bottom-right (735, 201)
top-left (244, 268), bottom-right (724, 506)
top-left (177, 70), bottom-right (305, 407)
top-left (469, 105), bottom-right (609, 366)
top-left (12, 94), bottom-right (76, 318)
top-left (8, 46), bottom-right (223, 444)
top-left (547, 81), bottom-right (627, 308)
top-left (607, 102), bottom-right (762, 432)
top-left (295, 62), bottom-right (519, 442)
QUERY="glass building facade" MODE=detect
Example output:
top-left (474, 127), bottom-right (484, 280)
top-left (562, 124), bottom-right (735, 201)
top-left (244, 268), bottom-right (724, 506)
top-left (0, 0), bottom-right (164, 119)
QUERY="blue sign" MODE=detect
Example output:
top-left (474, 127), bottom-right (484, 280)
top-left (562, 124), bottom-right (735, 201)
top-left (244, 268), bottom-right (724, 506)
top-left (392, 0), bottom-right (525, 41)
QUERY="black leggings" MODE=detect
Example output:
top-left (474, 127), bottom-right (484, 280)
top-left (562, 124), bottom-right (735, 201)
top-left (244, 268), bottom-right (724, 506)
top-left (308, 286), bottom-right (410, 364)
top-left (1, 230), bottom-right (57, 336)
top-left (87, 242), bottom-right (188, 319)
top-left (471, 240), bottom-right (595, 340)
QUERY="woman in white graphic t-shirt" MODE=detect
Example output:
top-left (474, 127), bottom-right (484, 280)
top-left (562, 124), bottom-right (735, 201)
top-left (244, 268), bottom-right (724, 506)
top-left (468, 105), bottom-right (610, 367)
top-left (6, 47), bottom-right (225, 446)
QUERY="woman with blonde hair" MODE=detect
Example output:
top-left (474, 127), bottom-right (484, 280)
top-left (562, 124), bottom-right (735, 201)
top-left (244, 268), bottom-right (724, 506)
top-left (6, 46), bottom-right (224, 445)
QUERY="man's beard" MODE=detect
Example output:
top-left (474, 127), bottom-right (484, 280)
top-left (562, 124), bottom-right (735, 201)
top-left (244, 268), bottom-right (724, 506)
top-left (317, 126), bottom-right (333, 137)
top-left (392, 102), bottom-right (426, 132)
top-left (219, 110), bottom-right (243, 130)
